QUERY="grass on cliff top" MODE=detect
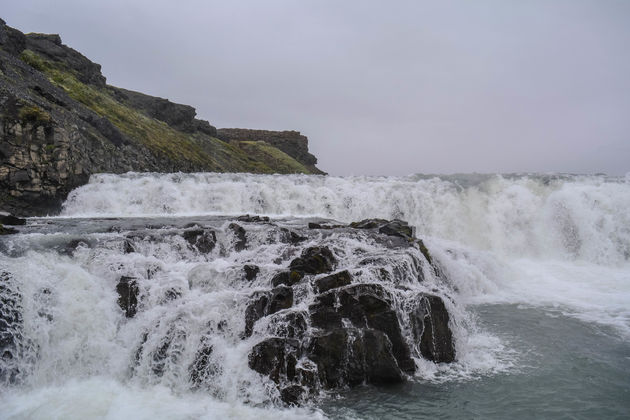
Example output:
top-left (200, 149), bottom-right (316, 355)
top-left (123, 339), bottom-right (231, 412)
top-left (236, 141), bottom-right (311, 174)
top-left (20, 49), bottom-right (213, 166)
top-left (19, 49), bottom-right (295, 173)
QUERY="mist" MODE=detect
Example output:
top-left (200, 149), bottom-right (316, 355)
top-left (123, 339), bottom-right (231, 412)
top-left (4, 0), bottom-right (630, 176)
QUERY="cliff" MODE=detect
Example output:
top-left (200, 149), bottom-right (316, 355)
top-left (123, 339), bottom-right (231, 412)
top-left (0, 19), bottom-right (323, 216)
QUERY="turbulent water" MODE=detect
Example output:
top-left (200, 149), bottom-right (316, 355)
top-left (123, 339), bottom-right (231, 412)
top-left (2, 172), bottom-right (629, 419)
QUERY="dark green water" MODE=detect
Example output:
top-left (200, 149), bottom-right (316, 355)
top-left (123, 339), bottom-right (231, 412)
top-left (324, 305), bottom-right (630, 419)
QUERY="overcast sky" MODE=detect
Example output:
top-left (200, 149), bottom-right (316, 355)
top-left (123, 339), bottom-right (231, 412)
top-left (4, 0), bottom-right (630, 176)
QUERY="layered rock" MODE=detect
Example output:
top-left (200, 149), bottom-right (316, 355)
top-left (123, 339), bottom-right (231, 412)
top-left (217, 128), bottom-right (320, 170)
top-left (0, 19), bottom-right (323, 216)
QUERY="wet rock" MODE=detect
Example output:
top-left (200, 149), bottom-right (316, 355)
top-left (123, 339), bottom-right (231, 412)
top-left (183, 228), bottom-right (216, 254)
top-left (307, 328), bottom-right (404, 388)
top-left (269, 311), bottom-right (308, 339)
top-left (280, 385), bottom-right (304, 406)
top-left (244, 286), bottom-right (294, 337)
top-left (0, 224), bottom-right (18, 235)
top-left (151, 326), bottom-right (186, 376)
top-left (162, 288), bottom-right (182, 302)
top-left (243, 265), bottom-right (260, 281)
top-left (289, 246), bottom-right (336, 274)
top-left (116, 276), bottom-right (139, 318)
top-left (189, 342), bottom-right (214, 386)
top-left (279, 228), bottom-right (307, 244)
top-left (0, 271), bottom-right (22, 383)
top-left (411, 295), bottom-right (455, 363)
top-left (309, 284), bottom-right (416, 373)
top-left (228, 223), bottom-right (247, 252)
top-left (248, 337), bottom-right (300, 383)
top-left (60, 238), bottom-right (94, 256)
top-left (350, 218), bottom-right (414, 240)
top-left (307, 222), bottom-right (343, 230)
top-left (417, 239), bottom-right (432, 265)
top-left (122, 239), bottom-right (136, 254)
top-left (314, 270), bottom-right (352, 293)
top-left (271, 270), bottom-right (303, 287)
top-left (237, 214), bottom-right (270, 223)
top-left (0, 214), bottom-right (26, 226)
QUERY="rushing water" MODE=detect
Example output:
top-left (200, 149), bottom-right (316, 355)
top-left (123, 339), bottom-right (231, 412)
top-left (1, 173), bottom-right (629, 419)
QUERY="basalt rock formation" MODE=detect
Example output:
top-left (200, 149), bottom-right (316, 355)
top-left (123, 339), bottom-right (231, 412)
top-left (0, 19), bottom-right (323, 216)
top-left (1, 215), bottom-right (456, 405)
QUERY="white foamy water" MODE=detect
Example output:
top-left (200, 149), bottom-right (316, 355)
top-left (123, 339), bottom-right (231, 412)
top-left (3, 172), bottom-right (630, 419)
top-left (60, 172), bottom-right (630, 335)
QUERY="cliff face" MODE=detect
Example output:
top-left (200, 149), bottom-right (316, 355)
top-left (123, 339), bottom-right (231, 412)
top-left (217, 129), bottom-right (321, 173)
top-left (0, 19), bottom-right (323, 216)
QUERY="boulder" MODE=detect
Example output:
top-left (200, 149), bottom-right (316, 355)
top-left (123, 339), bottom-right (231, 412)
top-left (182, 228), bottom-right (216, 254)
top-left (243, 265), bottom-right (260, 281)
top-left (0, 214), bottom-right (26, 226)
top-left (313, 270), bottom-right (352, 293)
top-left (116, 276), bottom-right (139, 318)
top-left (306, 328), bottom-right (404, 388)
top-left (350, 218), bottom-right (414, 241)
top-left (228, 223), bottom-right (247, 252)
top-left (271, 270), bottom-right (303, 287)
top-left (289, 246), bottom-right (336, 274)
top-left (248, 337), bottom-right (300, 383)
top-left (244, 286), bottom-right (294, 337)
top-left (411, 295), bottom-right (455, 363)
top-left (309, 284), bottom-right (416, 373)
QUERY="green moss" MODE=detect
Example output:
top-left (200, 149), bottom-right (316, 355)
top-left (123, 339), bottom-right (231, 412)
top-left (19, 49), bottom-right (317, 174)
top-left (18, 104), bottom-right (51, 124)
top-left (236, 141), bottom-right (311, 174)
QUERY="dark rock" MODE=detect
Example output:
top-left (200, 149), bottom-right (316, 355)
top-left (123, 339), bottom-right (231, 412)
top-left (279, 228), bottom-right (307, 244)
top-left (411, 295), bottom-right (455, 363)
top-left (150, 326), bottom-right (186, 376)
top-left (122, 239), bottom-right (136, 254)
top-left (417, 239), bottom-right (433, 265)
top-left (183, 228), bottom-right (216, 253)
top-left (307, 328), bottom-right (404, 389)
top-left (236, 214), bottom-right (270, 223)
top-left (314, 270), bottom-right (352, 293)
top-left (217, 129), bottom-right (320, 169)
top-left (116, 276), bottom-right (139, 318)
top-left (0, 19), bottom-right (26, 56)
top-left (309, 284), bottom-right (416, 373)
top-left (243, 265), bottom-right (259, 281)
top-left (0, 225), bottom-right (18, 235)
top-left (59, 238), bottom-right (93, 256)
top-left (350, 219), bottom-right (414, 240)
top-left (26, 32), bottom-right (107, 86)
top-left (228, 223), bottom-right (247, 252)
top-left (271, 270), bottom-right (303, 287)
top-left (248, 337), bottom-right (300, 383)
top-left (163, 288), bottom-right (182, 302)
top-left (289, 246), bottom-right (336, 274)
top-left (279, 385), bottom-right (304, 406)
top-left (269, 311), bottom-right (308, 339)
top-left (0, 214), bottom-right (26, 226)
top-left (110, 87), bottom-right (197, 131)
top-left (308, 222), bottom-right (343, 230)
top-left (244, 286), bottom-right (294, 337)
top-left (0, 271), bottom-right (23, 383)
top-left (189, 342), bottom-right (214, 386)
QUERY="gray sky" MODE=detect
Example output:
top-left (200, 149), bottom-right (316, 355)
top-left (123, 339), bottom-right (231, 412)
top-left (4, 0), bottom-right (630, 176)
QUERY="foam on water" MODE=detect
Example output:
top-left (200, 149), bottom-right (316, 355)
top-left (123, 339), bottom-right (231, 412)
top-left (60, 172), bottom-right (630, 335)
top-left (3, 172), bottom-right (630, 418)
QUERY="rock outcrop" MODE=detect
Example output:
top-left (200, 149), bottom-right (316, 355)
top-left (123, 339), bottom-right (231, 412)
top-left (217, 128), bottom-right (321, 172)
top-left (0, 19), bottom-right (323, 216)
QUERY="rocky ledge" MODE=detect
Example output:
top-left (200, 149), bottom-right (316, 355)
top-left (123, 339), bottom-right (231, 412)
top-left (0, 19), bottom-right (323, 216)
top-left (1, 217), bottom-right (456, 405)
